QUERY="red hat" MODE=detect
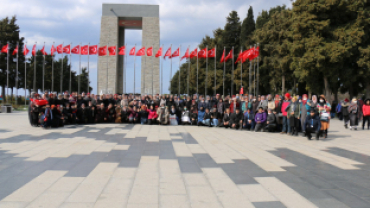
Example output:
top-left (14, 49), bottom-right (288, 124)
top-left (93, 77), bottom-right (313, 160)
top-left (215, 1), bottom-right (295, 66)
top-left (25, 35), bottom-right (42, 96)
top-left (344, 98), bottom-right (349, 102)
top-left (87, 93), bottom-right (90, 95)
top-left (285, 93), bottom-right (291, 99)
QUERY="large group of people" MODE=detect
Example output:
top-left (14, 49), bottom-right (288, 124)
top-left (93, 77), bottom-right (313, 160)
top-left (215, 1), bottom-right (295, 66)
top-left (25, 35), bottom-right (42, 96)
top-left (28, 90), bottom-right (370, 141)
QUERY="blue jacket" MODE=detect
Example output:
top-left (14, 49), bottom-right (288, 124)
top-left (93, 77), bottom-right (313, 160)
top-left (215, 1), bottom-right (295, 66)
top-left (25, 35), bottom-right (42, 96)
top-left (304, 114), bottom-right (321, 132)
top-left (198, 109), bottom-right (205, 121)
top-left (243, 111), bottom-right (254, 122)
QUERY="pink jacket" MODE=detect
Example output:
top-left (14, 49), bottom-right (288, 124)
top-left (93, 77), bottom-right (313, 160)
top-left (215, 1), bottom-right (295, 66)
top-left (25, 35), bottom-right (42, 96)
top-left (147, 109), bottom-right (158, 119)
top-left (281, 100), bottom-right (290, 117)
top-left (363, 105), bottom-right (370, 117)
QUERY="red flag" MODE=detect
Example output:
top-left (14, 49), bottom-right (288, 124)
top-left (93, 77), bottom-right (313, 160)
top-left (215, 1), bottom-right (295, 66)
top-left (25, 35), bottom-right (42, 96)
top-left (220, 49), bottom-right (225, 63)
top-left (89, 45), bottom-right (98, 55)
top-left (81, 45), bottom-right (89, 55)
top-left (71, 45), bottom-right (80, 54)
top-left (181, 48), bottom-right (190, 61)
top-left (63, 45), bottom-right (70, 54)
top-left (118, 46), bottom-right (125, 55)
top-left (32, 44), bottom-right (36, 56)
top-left (164, 47), bottom-right (171, 59)
top-left (198, 48), bottom-right (207, 58)
top-left (56, 44), bottom-right (63, 54)
top-left (250, 46), bottom-right (260, 60)
top-left (23, 45), bottom-right (30, 56)
top-left (129, 46), bottom-right (136, 56)
top-left (208, 48), bottom-right (215, 58)
top-left (190, 48), bottom-right (198, 58)
top-left (98, 46), bottom-right (107, 56)
top-left (239, 87), bottom-right (244, 95)
top-left (136, 47), bottom-right (145, 56)
top-left (241, 48), bottom-right (254, 63)
top-left (1, 44), bottom-right (8, 53)
top-left (235, 51), bottom-right (243, 64)
top-left (171, 48), bottom-right (180, 58)
top-left (224, 50), bottom-right (232, 62)
top-left (108, 46), bottom-right (116, 56)
top-left (50, 45), bottom-right (56, 56)
top-left (147, 47), bottom-right (153, 56)
top-left (41, 46), bottom-right (47, 55)
top-left (155, 47), bottom-right (162, 57)
top-left (12, 45), bottom-right (18, 55)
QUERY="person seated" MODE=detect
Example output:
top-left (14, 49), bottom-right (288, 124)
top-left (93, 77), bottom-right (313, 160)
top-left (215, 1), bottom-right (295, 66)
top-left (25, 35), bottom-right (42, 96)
top-left (95, 104), bottom-right (105, 123)
top-left (40, 105), bottom-right (53, 128)
top-left (157, 105), bottom-right (169, 125)
top-left (105, 103), bottom-right (116, 123)
top-left (139, 105), bottom-right (149, 124)
top-left (169, 105), bottom-right (178, 125)
top-left (264, 108), bottom-right (277, 132)
top-left (128, 106), bottom-right (139, 124)
top-left (51, 105), bottom-right (62, 128)
top-left (210, 107), bottom-right (218, 127)
top-left (121, 106), bottom-right (128, 123)
top-left (304, 109), bottom-right (321, 140)
top-left (254, 107), bottom-right (267, 132)
top-left (202, 108), bottom-right (211, 126)
top-left (230, 108), bottom-right (243, 130)
top-left (181, 106), bottom-right (191, 125)
top-left (190, 107), bottom-right (198, 125)
top-left (197, 107), bottom-right (205, 126)
top-left (60, 105), bottom-right (69, 126)
top-left (222, 108), bottom-right (231, 128)
top-left (115, 107), bottom-right (122, 123)
top-left (77, 103), bottom-right (89, 124)
top-left (87, 101), bottom-right (96, 124)
top-left (147, 105), bottom-right (158, 125)
top-left (243, 108), bottom-right (255, 130)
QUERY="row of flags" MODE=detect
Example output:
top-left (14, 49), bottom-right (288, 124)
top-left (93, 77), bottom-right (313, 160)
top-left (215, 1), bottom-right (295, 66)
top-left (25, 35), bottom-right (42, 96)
top-left (1, 44), bottom-right (260, 63)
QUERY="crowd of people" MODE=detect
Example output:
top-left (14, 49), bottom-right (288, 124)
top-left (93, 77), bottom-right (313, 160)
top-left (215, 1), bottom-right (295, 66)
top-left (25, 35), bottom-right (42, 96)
top-left (28, 91), bottom-right (370, 141)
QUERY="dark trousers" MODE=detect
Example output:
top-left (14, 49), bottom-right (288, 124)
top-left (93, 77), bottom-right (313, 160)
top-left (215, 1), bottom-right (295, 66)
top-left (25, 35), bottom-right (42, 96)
top-left (306, 127), bottom-right (319, 140)
top-left (264, 124), bottom-right (276, 132)
top-left (148, 119), bottom-right (156, 125)
top-left (282, 116), bottom-right (291, 133)
top-left (363, 116), bottom-right (370, 129)
top-left (290, 117), bottom-right (300, 135)
top-left (254, 123), bottom-right (266, 132)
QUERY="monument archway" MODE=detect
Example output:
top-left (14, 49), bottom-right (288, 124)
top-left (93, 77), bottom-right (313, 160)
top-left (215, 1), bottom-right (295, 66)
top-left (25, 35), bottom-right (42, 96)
top-left (98, 4), bottom-right (160, 94)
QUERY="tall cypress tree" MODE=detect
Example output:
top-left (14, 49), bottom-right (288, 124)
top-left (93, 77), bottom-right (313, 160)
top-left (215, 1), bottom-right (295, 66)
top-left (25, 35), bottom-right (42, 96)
top-left (240, 6), bottom-right (256, 46)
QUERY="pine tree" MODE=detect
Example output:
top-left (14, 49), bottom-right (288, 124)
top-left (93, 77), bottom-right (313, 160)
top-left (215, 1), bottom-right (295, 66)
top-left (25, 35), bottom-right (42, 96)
top-left (241, 6), bottom-right (256, 46)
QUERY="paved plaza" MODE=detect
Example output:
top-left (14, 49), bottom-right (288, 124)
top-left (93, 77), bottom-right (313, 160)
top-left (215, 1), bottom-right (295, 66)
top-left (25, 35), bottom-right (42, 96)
top-left (0, 112), bottom-right (370, 208)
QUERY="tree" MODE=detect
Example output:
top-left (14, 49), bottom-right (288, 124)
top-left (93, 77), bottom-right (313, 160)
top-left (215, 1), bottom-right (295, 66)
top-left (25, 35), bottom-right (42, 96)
top-left (241, 6), bottom-right (256, 47)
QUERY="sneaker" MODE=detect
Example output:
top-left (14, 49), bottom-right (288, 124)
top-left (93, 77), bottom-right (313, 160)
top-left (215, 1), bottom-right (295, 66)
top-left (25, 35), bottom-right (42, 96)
top-left (307, 135), bottom-right (312, 140)
top-left (344, 124), bottom-right (348, 129)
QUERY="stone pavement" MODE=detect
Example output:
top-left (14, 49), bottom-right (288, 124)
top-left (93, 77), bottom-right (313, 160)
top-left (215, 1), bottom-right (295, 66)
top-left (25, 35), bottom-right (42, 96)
top-left (0, 112), bottom-right (370, 208)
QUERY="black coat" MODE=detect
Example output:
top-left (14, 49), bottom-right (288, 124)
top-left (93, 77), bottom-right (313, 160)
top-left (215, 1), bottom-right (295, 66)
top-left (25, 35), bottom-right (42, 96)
top-left (230, 112), bottom-right (243, 124)
top-left (223, 113), bottom-right (230, 122)
top-left (267, 113), bottom-right (276, 125)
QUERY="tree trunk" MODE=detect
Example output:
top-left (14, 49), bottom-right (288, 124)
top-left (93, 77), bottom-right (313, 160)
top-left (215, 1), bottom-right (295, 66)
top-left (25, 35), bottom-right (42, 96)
top-left (323, 76), bottom-right (332, 103)
top-left (308, 89), bottom-right (312, 99)
top-left (1, 85), bottom-right (5, 103)
top-left (282, 75), bottom-right (285, 94)
top-left (11, 88), bottom-right (13, 104)
top-left (334, 91), bottom-right (338, 103)
top-left (366, 82), bottom-right (370, 99)
top-left (293, 78), bottom-right (296, 95)
top-left (349, 85), bottom-right (354, 100)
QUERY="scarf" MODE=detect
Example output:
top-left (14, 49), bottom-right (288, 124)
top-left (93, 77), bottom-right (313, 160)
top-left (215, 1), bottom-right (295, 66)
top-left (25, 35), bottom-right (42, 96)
top-left (302, 94), bottom-right (308, 105)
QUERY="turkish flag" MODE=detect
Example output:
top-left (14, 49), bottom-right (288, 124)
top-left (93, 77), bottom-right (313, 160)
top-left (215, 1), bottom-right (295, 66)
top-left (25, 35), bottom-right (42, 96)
top-left (51, 45), bottom-right (56, 56)
top-left (220, 49), bottom-right (225, 63)
top-left (171, 48), bottom-right (180, 58)
top-left (242, 48), bottom-right (254, 63)
top-left (41, 46), bottom-right (47, 55)
top-left (108, 46), bottom-right (116, 56)
top-left (181, 48), bottom-right (190, 61)
top-left (118, 46), bottom-right (125, 55)
top-left (198, 48), bottom-right (207, 58)
top-left (155, 47), bottom-right (162, 57)
top-left (136, 47), bottom-right (145, 56)
top-left (208, 48), bottom-right (215, 58)
top-left (249, 46), bottom-right (260, 60)
top-left (71, 45), bottom-right (80, 54)
top-left (224, 50), bottom-right (232, 62)
top-left (23, 45), bottom-right (30, 56)
top-left (1, 44), bottom-right (8, 53)
top-left (235, 51), bottom-right (243, 64)
top-left (32, 44), bottom-right (37, 56)
top-left (63, 45), bottom-right (70, 54)
top-left (89, 45), bottom-right (98, 55)
top-left (129, 46), bottom-right (136, 56)
top-left (239, 87), bottom-right (244, 95)
top-left (98, 46), bottom-right (107, 56)
top-left (190, 48), bottom-right (198, 58)
top-left (164, 47), bottom-right (171, 59)
top-left (147, 47), bottom-right (153, 56)
top-left (12, 45), bottom-right (18, 55)
top-left (56, 44), bottom-right (63, 54)
top-left (81, 45), bottom-right (89, 55)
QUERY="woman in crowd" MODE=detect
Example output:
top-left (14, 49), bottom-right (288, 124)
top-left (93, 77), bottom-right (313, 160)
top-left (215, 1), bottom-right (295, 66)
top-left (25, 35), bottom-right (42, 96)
top-left (181, 106), bottom-right (191, 125)
top-left (300, 94), bottom-right (310, 136)
top-left (362, 99), bottom-right (370, 130)
top-left (286, 96), bottom-right (301, 136)
top-left (348, 98), bottom-right (360, 130)
top-left (147, 105), bottom-right (158, 125)
top-left (317, 95), bottom-right (331, 138)
top-left (190, 106), bottom-right (198, 125)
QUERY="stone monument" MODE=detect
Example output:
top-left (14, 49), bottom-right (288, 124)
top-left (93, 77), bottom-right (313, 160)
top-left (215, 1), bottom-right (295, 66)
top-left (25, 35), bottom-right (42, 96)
top-left (98, 4), bottom-right (160, 94)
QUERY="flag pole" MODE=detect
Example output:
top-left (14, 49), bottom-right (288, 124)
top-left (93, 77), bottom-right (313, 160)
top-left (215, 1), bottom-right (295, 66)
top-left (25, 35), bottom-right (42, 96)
top-left (61, 42), bottom-right (63, 94)
top-left (196, 47), bottom-right (198, 99)
top-left (144, 46), bottom-right (146, 95)
top-left (249, 45), bottom-right (252, 95)
top-left (240, 47), bottom-right (243, 93)
top-left (42, 42), bottom-right (45, 93)
top-left (134, 44), bottom-right (136, 96)
top-left (33, 42), bottom-right (36, 93)
top-left (178, 45), bottom-right (181, 96)
top-left (106, 42), bottom-right (109, 94)
top-left (78, 43), bottom-right (81, 94)
top-left (151, 45), bottom-right (154, 97)
top-left (25, 42), bottom-right (27, 106)
top-left (223, 47), bottom-right (225, 97)
top-left (205, 45), bottom-right (208, 97)
top-left (52, 42), bottom-right (54, 92)
top-left (87, 42), bottom-right (90, 93)
top-left (69, 43), bottom-right (72, 93)
top-left (6, 42), bottom-right (9, 103)
top-left (253, 44), bottom-right (256, 96)
top-left (124, 43), bottom-right (127, 94)
top-left (16, 41), bottom-right (19, 104)
top-left (170, 44), bottom-right (172, 94)
top-left (257, 43), bottom-right (260, 96)
top-left (160, 45), bottom-right (164, 95)
top-left (214, 45), bottom-right (216, 96)
top-left (187, 45), bottom-right (190, 96)
top-left (231, 46), bottom-right (234, 96)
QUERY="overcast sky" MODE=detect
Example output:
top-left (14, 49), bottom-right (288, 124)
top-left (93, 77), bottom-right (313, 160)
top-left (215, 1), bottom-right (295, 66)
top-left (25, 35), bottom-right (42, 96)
top-left (1, 0), bottom-right (291, 95)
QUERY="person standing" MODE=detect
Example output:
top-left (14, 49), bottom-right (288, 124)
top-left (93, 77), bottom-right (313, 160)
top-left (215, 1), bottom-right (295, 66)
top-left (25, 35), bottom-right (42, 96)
top-left (286, 96), bottom-right (301, 136)
top-left (341, 98), bottom-right (350, 128)
top-left (362, 99), bottom-right (370, 130)
top-left (281, 93), bottom-right (292, 134)
top-left (317, 95), bottom-right (331, 138)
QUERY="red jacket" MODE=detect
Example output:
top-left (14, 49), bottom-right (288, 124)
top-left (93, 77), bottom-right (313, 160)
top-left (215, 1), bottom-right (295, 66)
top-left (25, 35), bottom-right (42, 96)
top-left (281, 100), bottom-right (290, 117)
top-left (363, 104), bottom-right (370, 116)
top-left (147, 109), bottom-right (158, 119)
